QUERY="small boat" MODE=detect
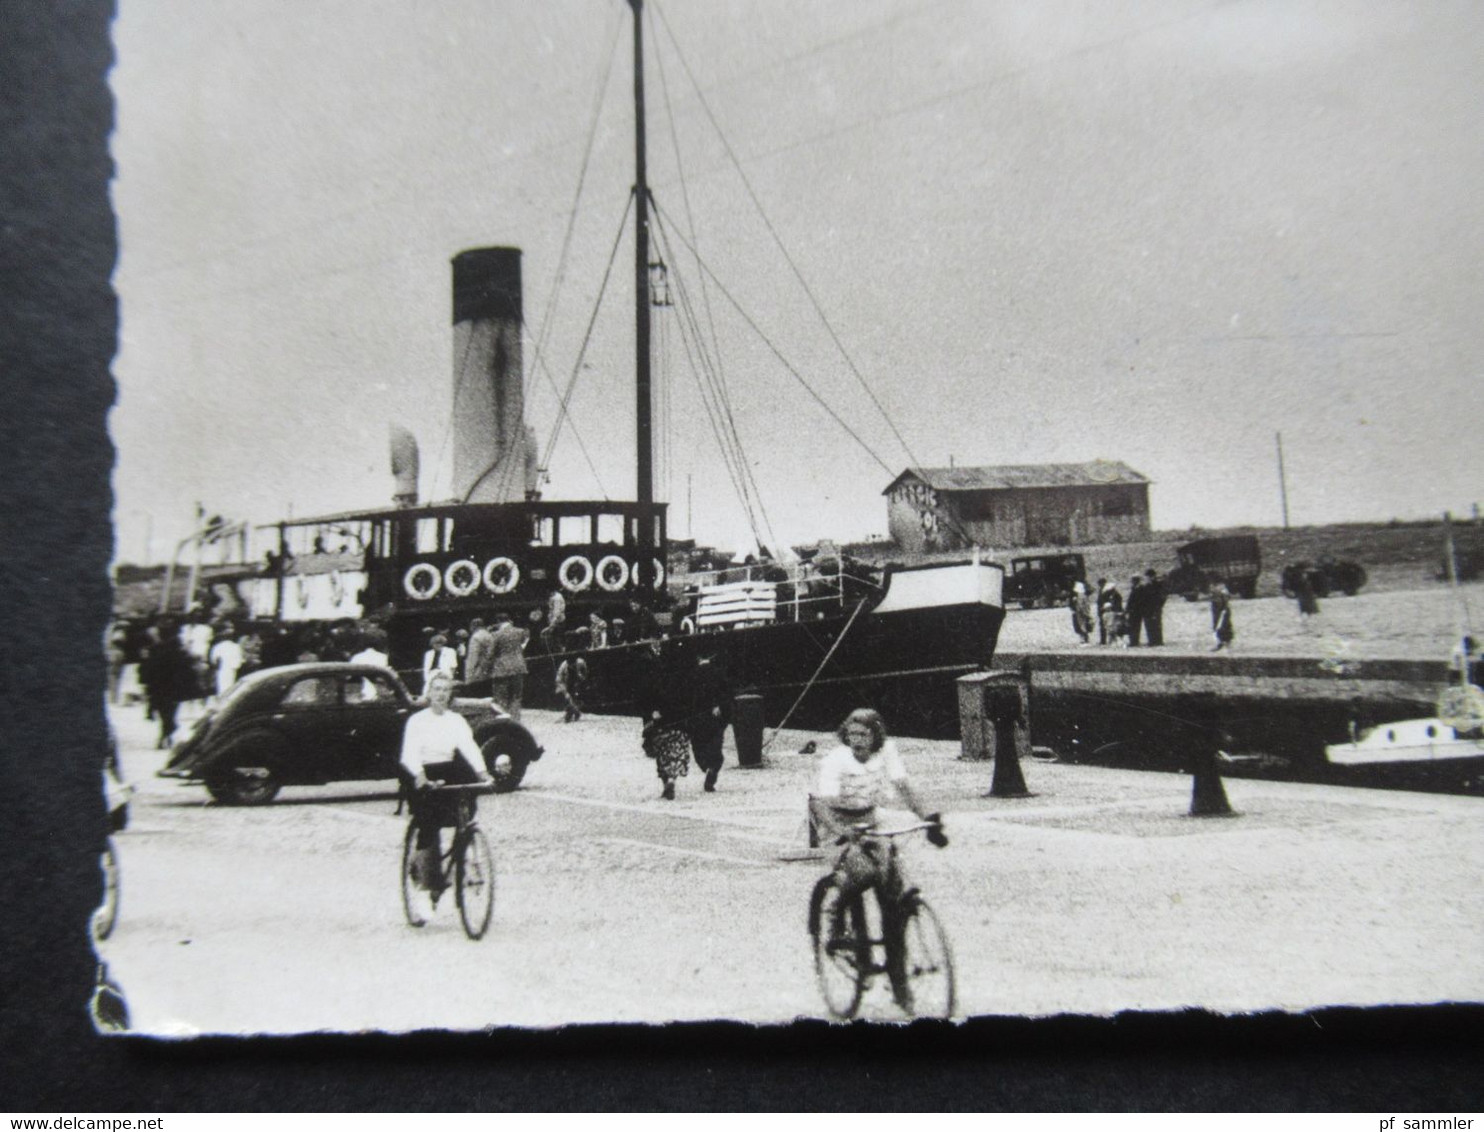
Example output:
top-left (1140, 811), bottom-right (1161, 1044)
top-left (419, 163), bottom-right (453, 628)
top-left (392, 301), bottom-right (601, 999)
top-left (1325, 716), bottom-right (1484, 767)
top-left (1326, 626), bottom-right (1484, 769)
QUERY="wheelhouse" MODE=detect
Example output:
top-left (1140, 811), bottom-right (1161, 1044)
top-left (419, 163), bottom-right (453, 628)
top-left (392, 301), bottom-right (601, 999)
top-left (251, 499), bottom-right (668, 625)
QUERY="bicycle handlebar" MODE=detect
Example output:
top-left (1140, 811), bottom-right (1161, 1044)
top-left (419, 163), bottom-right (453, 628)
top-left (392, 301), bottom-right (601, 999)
top-left (418, 781), bottom-right (496, 796)
top-left (844, 819), bottom-right (945, 840)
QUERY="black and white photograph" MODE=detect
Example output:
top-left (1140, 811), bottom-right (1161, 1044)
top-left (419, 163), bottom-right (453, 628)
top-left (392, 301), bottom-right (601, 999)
top-left (89, 0), bottom-right (1484, 1040)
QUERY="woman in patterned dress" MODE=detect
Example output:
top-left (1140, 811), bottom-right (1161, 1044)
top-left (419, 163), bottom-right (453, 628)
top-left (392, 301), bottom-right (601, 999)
top-left (638, 639), bottom-right (691, 800)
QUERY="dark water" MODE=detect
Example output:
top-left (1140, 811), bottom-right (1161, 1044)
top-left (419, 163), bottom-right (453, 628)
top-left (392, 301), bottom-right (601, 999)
top-left (1026, 686), bottom-right (1484, 797)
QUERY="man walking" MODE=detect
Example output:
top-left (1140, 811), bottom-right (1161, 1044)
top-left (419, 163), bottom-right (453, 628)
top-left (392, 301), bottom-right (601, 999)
top-left (1143, 568), bottom-right (1167, 645)
top-left (465, 617), bottom-right (495, 684)
top-left (686, 648), bottom-right (732, 793)
top-left (488, 611), bottom-right (529, 719)
top-left (1125, 575), bottom-right (1147, 646)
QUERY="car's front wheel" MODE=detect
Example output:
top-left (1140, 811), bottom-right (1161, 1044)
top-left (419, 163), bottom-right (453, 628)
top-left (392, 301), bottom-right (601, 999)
top-left (480, 737), bottom-right (528, 793)
top-left (207, 766), bottom-right (281, 806)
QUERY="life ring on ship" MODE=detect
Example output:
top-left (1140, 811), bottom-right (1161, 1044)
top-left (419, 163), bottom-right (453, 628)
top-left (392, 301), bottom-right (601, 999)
top-left (679, 616), bottom-right (696, 635)
top-left (482, 556), bottom-right (520, 595)
top-left (444, 559), bottom-right (481, 598)
top-left (559, 555), bottom-right (594, 593)
top-left (403, 563), bottom-right (442, 601)
top-left (596, 555), bottom-right (629, 592)
top-left (650, 558), bottom-right (666, 589)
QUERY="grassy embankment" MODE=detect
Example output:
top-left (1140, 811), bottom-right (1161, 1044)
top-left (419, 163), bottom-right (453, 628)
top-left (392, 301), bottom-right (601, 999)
top-left (844, 518), bottom-right (1484, 598)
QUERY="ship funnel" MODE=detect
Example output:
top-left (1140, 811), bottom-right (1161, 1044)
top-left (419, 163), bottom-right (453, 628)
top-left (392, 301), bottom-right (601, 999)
top-left (389, 423), bottom-right (420, 506)
top-left (451, 247), bottom-right (532, 503)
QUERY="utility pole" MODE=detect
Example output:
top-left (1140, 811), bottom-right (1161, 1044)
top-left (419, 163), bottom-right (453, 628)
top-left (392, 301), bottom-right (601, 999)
top-left (1275, 431), bottom-right (1290, 530)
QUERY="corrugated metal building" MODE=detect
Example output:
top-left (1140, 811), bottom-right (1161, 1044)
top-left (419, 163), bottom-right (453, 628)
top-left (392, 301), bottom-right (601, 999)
top-left (884, 461), bottom-right (1151, 553)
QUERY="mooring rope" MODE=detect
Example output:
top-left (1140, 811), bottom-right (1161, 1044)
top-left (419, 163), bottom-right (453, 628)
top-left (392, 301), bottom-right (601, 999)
top-left (762, 597), bottom-right (871, 753)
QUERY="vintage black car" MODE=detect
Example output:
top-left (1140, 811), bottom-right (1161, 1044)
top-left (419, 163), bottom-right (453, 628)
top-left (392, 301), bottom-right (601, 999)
top-left (1280, 557), bottom-right (1367, 599)
top-left (1003, 553), bottom-right (1087, 610)
top-left (158, 662), bottom-right (543, 805)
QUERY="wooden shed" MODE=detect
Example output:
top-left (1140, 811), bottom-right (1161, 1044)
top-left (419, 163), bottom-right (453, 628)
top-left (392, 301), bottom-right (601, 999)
top-left (884, 461), bottom-right (1151, 553)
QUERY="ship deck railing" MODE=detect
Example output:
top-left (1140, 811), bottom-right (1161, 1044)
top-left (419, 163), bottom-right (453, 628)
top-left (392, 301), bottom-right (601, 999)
top-left (681, 558), bottom-right (882, 628)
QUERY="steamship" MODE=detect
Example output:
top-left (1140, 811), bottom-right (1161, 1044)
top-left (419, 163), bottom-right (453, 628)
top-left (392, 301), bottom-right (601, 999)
top-left (226, 2), bottom-right (1005, 734)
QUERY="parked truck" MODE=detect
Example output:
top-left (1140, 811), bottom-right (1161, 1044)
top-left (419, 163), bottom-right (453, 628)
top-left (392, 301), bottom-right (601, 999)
top-left (1165, 535), bottom-right (1261, 600)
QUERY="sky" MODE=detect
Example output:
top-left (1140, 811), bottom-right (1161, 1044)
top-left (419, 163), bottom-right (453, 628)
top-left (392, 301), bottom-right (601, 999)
top-left (110, 0), bottom-right (1484, 564)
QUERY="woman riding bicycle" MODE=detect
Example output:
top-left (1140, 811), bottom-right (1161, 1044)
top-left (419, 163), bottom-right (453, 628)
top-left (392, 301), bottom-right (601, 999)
top-left (399, 672), bottom-right (493, 892)
top-left (810, 709), bottom-right (944, 905)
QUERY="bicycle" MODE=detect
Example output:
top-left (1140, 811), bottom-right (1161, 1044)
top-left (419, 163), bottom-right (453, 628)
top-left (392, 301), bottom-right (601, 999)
top-left (807, 819), bottom-right (955, 1020)
top-left (93, 763), bottom-right (131, 944)
top-left (400, 782), bottom-right (497, 939)
top-left (93, 840), bottom-right (121, 943)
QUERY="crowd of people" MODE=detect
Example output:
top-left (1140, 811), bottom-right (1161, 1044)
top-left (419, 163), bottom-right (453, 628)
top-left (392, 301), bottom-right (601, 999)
top-left (109, 590), bottom-right (673, 745)
top-left (108, 612), bottom-right (404, 748)
top-left (419, 610), bottom-right (534, 718)
top-left (1068, 568), bottom-right (1169, 648)
top-left (117, 608), bottom-right (944, 925)
top-left (410, 607), bottom-right (749, 799)
top-left (1065, 570), bottom-right (1239, 653)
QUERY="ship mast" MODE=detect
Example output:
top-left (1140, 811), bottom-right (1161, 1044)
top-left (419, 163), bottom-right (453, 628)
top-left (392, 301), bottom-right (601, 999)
top-left (630, 0), bottom-right (653, 584)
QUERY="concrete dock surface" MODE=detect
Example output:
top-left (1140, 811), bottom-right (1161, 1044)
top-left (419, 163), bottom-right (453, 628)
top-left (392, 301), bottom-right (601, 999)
top-left (102, 696), bottom-right (1484, 1031)
top-left (994, 580), bottom-right (1481, 661)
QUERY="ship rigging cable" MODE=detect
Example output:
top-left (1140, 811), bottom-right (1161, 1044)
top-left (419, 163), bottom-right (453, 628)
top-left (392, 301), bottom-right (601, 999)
top-left (652, 211), bottom-right (768, 541)
top-left (537, 192), bottom-right (635, 492)
top-left (523, 6), bottom-right (624, 409)
top-left (650, 14), bottom-right (775, 556)
top-left (657, 246), bottom-right (769, 549)
top-left (651, 1), bottom-right (919, 471)
top-left (467, 14), bottom-right (623, 507)
top-left (458, 323), bottom-right (607, 504)
top-left (762, 597), bottom-right (873, 753)
top-left (650, 1), bottom-right (989, 552)
top-left (652, 201), bottom-right (894, 478)
top-left (651, 211), bottom-right (776, 554)
top-left (448, 270), bottom-right (610, 506)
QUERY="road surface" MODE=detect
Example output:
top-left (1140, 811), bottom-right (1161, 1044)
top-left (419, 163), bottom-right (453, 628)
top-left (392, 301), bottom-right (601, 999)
top-left (98, 698), bottom-right (1484, 1034)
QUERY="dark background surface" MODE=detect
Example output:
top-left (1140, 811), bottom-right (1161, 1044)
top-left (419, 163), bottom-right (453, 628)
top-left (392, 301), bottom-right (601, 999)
top-left (2, 0), bottom-right (1480, 1112)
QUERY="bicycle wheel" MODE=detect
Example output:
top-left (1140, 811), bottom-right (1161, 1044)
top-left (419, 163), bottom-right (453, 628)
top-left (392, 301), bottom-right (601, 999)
top-left (890, 895), bottom-right (956, 1019)
top-left (456, 825), bottom-right (495, 940)
top-left (400, 823), bottom-right (427, 928)
top-left (809, 875), bottom-right (867, 1020)
top-left (93, 840), bottom-right (120, 942)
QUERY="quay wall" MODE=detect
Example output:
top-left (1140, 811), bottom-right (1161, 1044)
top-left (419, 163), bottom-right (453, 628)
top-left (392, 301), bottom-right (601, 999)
top-left (998, 649), bottom-right (1452, 706)
top-left (991, 650), bottom-right (1475, 793)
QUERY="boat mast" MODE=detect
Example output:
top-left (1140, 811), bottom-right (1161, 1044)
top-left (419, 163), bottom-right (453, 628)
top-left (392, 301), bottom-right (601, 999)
top-left (630, 0), bottom-right (654, 583)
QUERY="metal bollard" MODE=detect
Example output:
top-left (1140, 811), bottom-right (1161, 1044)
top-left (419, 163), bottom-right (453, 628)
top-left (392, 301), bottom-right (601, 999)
top-left (985, 675), bottom-right (1033, 798)
top-left (961, 670), bottom-right (1034, 796)
top-left (733, 693), bottom-right (764, 768)
top-left (1188, 746), bottom-right (1234, 817)
top-left (1182, 692), bottom-right (1235, 817)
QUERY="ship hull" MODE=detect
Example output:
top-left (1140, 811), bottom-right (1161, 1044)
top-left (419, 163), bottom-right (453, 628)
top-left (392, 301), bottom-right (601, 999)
top-left (523, 597), bottom-right (1004, 737)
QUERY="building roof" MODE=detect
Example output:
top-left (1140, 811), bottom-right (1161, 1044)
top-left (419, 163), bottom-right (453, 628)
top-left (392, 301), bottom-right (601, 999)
top-left (883, 461), bottom-right (1150, 495)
